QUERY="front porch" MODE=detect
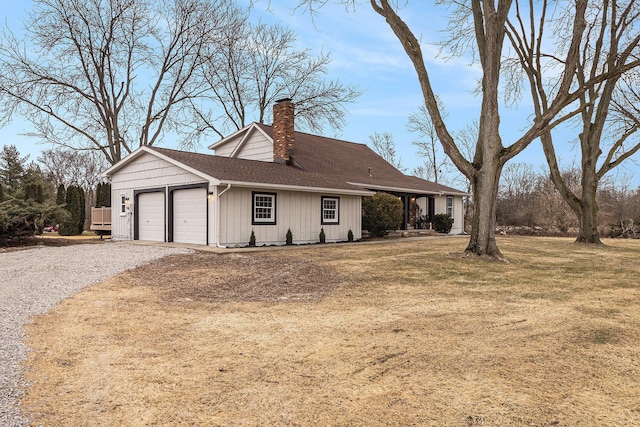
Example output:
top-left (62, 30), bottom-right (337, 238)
top-left (392, 193), bottom-right (436, 231)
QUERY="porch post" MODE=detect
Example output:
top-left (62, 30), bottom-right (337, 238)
top-left (403, 195), bottom-right (409, 230)
top-left (428, 196), bottom-right (435, 228)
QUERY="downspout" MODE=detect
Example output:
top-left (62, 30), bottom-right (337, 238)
top-left (215, 184), bottom-right (232, 248)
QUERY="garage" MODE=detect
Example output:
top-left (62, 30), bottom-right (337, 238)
top-left (136, 191), bottom-right (165, 242)
top-left (172, 187), bottom-right (207, 245)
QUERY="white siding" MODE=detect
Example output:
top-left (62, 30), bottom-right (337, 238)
top-left (434, 194), bottom-right (465, 234)
top-left (212, 137), bottom-right (240, 157)
top-left (217, 187), bottom-right (362, 247)
top-left (110, 152), bottom-right (205, 240)
top-left (451, 196), bottom-right (465, 234)
top-left (233, 131), bottom-right (273, 161)
top-left (416, 197), bottom-right (428, 217)
top-left (213, 128), bottom-right (274, 162)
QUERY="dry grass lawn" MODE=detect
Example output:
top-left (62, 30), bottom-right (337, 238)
top-left (21, 237), bottom-right (640, 426)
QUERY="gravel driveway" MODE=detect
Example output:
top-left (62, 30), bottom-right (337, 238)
top-left (0, 242), bottom-right (191, 426)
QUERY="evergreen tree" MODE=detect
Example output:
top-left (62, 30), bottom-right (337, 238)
top-left (35, 184), bottom-right (44, 204)
top-left (0, 183), bottom-right (4, 203)
top-left (22, 162), bottom-right (51, 203)
top-left (60, 185), bottom-right (82, 235)
top-left (78, 186), bottom-right (86, 233)
top-left (95, 183), bottom-right (102, 207)
top-left (0, 145), bottom-right (28, 194)
top-left (95, 182), bottom-right (111, 207)
top-left (56, 184), bottom-right (66, 205)
top-left (23, 184), bottom-right (33, 201)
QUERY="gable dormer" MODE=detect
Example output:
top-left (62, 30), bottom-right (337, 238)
top-left (208, 123), bottom-right (274, 161)
top-left (208, 99), bottom-right (296, 163)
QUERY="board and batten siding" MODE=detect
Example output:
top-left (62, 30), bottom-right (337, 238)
top-left (218, 187), bottom-right (362, 247)
top-left (110, 152), bottom-right (207, 241)
top-left (433, 194), bottom-right (465, 234)
top-left (214, 128), bottom-right (273, 162)
top-left (233, 131), bottom-right (273, 161)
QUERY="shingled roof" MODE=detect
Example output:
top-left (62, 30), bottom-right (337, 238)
top-left (254, 123), bottom-right (467, 196)
top-left (147, 146), bottom-right (368, 193)
top-left (108, 122), bottom-right (467, 196)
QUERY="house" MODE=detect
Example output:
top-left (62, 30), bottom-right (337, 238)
top-left (102, 99), bottom-right (467, 247)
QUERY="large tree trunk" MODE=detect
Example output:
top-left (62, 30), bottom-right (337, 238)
top-left (575, 166), bottom-right (602, 244)
top-left (466, 160), bottom-right (504, 258)
top-left (541, 121), bottom-right (605, 245)
top-left (464, 110), bottom-right (505, 258)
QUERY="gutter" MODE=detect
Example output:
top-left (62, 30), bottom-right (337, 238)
top-left (347, 182), bottom-right (468, 197)
top-left (215, 184), bottom-right (232, 248)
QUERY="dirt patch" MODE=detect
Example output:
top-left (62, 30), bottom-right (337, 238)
top-left (0, 234), bottom-right (107, 253)
top-left (20, 237), bottom-right (640, 426)
top-left (129, 252), bottom-right (347, 303)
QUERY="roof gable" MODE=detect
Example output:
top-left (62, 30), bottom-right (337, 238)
top-left (208, 123), bottom-right (273, 162)
top-left (102, 145), bottom-right (215, 183)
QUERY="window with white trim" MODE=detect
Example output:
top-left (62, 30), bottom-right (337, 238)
top-left (446, 196), bottom-right (454, 217)
top-left (321, 196), bottom-right (340, 224)
top-left (120, 194), bottom-right (127, 216)
top-left (252, 192), bottom-right (277, 225)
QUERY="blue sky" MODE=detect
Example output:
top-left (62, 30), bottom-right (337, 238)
top-left (1, 1), bottom-right (638, 186)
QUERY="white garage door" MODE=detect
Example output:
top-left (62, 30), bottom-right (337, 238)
top-left (173, 188), bottom-right (207, 245)
top-left (137, 192), bottom-right (165, 242)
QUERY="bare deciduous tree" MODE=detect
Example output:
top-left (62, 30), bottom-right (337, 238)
top-left (38, 148), bottom-right (108, 191)
top-left (0, 0), bottom-right (236, 165)
top-left (407, 100), bottom-right (449, 184)
top-left (368, 131), bottom-right (405, 171)
top-left (191, 17), bottom-right (362, 141)
top-left (298, 0), bottom-right (639, 259)
top-left (508, 0), bottom-right (640, 245)
top-left (367, 0), bottom-right (593, 260)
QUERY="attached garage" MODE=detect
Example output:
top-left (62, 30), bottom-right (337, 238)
top-left (136, 191), bottom-right (165, 242)
top-left (170, 186), bottom-right (208, 245)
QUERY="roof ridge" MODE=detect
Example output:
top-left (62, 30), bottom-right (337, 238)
top-left (255, 122), bottom-right (369, 148)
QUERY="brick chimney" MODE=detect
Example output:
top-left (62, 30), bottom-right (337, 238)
top-left (273, 98), bottom-right (294, 163)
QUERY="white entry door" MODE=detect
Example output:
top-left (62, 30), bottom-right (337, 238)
top-left (137, 192), bottom-right (165, 242)
top-left (173, 188), bottom-right (207, 245)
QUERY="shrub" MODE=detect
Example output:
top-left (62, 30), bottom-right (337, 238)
top-left (609, 219), bottom-right (640, 238)
top-left (433, 213), bottom-right (454, 234)
top-left (0, 199), bottom-right (68, 246)
top-left (362, 192), bottom-right (403, 237)
top-left (249, 230), bottom-right (256, 246)
top-left (347, 229), bottom-right (354, 242)
top-left (416, 215), bottom-right (430, 229)
top-left (286, 228), bottom-right (293, 245)
top-left (319, 227), bottom-right (326, 243)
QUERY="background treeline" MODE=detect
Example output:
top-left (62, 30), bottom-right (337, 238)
top-left (0, 144), bottom-right (110, 245)
top-left (495, 163), bottom-right (640, 238)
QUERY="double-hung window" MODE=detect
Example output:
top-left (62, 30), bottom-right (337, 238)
top-left (252, 192), bottom-right (277, 225)
top-left (446, 196), bottom-right (454, 217)
top-left (321, 196), bottom-right (340, 225)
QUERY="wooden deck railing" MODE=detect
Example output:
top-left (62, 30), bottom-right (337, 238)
top-left (90, 207), bottom-right (112, 231)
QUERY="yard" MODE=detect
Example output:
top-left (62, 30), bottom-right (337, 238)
top-left (21, 237), bottom-right (640, 426)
